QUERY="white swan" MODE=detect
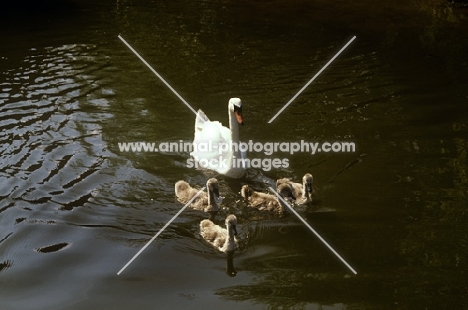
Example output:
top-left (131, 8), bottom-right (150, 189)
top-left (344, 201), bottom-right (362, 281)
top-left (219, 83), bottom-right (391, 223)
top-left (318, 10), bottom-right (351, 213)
top-left (190, 98), bottom-right (246, 179)
top-left (175, 178), bottom-right (221, 218)
top-left (200, 214), bottom-right (238, 253)
top-left (276, 173), bottom-right (313, 205)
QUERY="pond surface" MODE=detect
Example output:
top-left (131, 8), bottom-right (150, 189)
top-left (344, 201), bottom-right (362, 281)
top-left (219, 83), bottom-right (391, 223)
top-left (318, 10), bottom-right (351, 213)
top-left (0, 0), bottom-right (467, 309)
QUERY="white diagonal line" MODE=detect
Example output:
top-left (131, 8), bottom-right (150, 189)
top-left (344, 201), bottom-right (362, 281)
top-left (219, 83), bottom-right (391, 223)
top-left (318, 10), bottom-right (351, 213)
top-left (117, 187), bottom-right (206, 275)
top-left (268, 187), bottom-right (357, 274)
top-left (118, 35), bottom-right (199, 117)
top-left (268, 36), bottom-right (356, 123)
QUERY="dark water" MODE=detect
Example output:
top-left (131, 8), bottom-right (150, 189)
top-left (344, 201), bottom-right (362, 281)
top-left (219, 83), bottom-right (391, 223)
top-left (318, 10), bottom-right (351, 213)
top-left (0, 0), bottom-right (467, 309)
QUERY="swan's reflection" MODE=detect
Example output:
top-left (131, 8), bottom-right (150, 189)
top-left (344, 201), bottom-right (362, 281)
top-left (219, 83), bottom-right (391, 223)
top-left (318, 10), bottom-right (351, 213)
top-left (226, 252), bottom-right (237, 277)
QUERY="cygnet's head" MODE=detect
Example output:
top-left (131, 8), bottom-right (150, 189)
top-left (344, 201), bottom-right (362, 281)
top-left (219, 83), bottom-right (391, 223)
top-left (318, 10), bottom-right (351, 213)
top-left (303, 173), bottom-right (313, 194)
top-left (205, 178), bottom-right (220, 213)
top-left (240, 185), bottom-right (254, 200)
top-left (225, 214), bottom-right (238, 236)
top-left (277, 183), bottom-right (296, 203)
top-left (206, 178), bottom-right (219, 198)
top-left (174, 180), bottom-right (190, 197)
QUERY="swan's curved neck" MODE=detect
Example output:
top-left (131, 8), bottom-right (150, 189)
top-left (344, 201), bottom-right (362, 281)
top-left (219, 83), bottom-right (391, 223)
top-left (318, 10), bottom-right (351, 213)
top-left (207, 187), bottom-right (218, 209)
top-left (302, 182), bottom-right (308, 198)
top-left (302, 180), bottom-right (312, 199)
top-left (221, 219), bottom-right (237, 253)
top-left (227, 224), bottom-right (235, 241)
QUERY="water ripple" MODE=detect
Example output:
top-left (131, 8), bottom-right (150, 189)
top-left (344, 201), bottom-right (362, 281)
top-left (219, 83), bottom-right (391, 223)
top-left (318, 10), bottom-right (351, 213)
top-left (0, 44), bottom-right (116, 267)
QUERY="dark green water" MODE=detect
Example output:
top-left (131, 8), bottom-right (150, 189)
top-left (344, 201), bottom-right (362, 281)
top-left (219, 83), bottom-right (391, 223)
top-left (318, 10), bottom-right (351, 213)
top-left (0, 1), bottom-right (467, 309)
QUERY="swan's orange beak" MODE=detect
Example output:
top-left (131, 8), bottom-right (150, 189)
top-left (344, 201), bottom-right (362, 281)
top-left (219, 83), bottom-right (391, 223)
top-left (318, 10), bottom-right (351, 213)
top-left (235, 110), bottom-right (244, 125)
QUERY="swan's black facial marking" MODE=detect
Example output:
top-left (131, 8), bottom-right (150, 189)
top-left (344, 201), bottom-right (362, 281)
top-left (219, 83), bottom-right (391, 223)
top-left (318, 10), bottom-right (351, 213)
top-left (234, 105), bottom-right (244, 125)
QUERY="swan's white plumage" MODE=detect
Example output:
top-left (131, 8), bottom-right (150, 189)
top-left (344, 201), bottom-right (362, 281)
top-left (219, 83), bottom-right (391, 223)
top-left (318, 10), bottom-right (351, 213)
top-left (190, 98), bottom-right (245, 179)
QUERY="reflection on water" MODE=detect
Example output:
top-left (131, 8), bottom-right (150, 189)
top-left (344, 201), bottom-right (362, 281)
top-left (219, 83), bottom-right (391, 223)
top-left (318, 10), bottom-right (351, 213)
top-left (226, 252), bottom-right (237, 277)
top-left (0, 0), bottom-right (467, 309)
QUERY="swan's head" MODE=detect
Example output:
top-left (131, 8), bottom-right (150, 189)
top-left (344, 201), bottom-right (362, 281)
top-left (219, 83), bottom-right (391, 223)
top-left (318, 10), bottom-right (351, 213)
top-left (240, 185), bottom-right (254, 200)
top-left (303, 173), bottom-right (313, 194)
top-left (229, 98), bottom-right (244, 125)
top-left (225, 214), bottom-right (238, 236)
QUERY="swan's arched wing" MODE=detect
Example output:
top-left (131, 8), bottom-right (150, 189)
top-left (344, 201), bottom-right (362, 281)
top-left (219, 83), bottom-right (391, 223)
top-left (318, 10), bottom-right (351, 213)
top-left (217, 124), bottom-right (231, 143)
top-left (194, 110), bottom-right (208, 142)
top-left (192, 122), bottom-right (224, 158)
top-left (194, 109), bottom-right (210, 140)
